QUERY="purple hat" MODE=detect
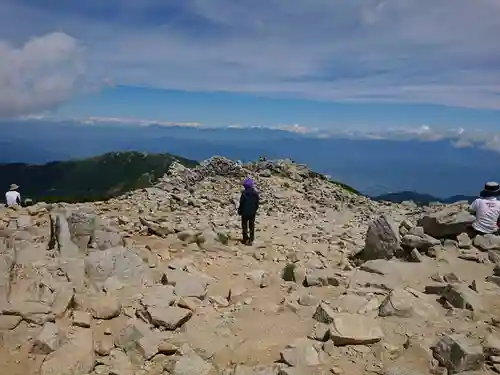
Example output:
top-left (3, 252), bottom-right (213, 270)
top-left (242, 177), bottom-right (255, 189)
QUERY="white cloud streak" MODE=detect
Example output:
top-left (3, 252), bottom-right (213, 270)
top-left (0, 0), bottom-right (500, 115)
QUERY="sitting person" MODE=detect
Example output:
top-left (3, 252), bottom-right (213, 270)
top-left (469, 181), bottom-right (500, 236)
top-left (5, 183), bottom-right (21, 207)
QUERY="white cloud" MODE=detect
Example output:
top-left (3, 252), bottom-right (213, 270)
top-left (0, 0), bottom-right (499, 111)
top-left (0, 32), bottom-right (84, 117)
top-left (81, 116), bottom-right (200, 127)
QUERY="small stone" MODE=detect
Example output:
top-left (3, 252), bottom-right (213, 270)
top-left (32, 322), bottom-right (61, 354)
top-left (148, 307), bottom-right (192, 330)
top-left (72, 311), bottom-right (92, 328)
top-left (312, 302), bottom-right (336, 324)
top-left (328, 313), bottom-right (384, 346)
top-left (158, 341), bottom-right (178, 354)
top-left (457, 233), bottom-right (472, 249)
top-left (298, 294), bottom-right (319, 306)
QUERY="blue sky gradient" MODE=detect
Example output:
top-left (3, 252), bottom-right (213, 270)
top-left (0, 0), bottom-right (499, 132)
top-left (57, 86), bottom-right (500, 131)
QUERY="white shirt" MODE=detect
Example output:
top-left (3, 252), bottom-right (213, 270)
top-left (5, 190), bottom-right (21, 206)
top-left (470, 197), bottom-right (500, 234)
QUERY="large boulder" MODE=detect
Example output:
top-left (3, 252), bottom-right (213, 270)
top-left (417, 209), bottom-right (475, 238)
top-left (85, 246), bottom-right (157, 287)
top-left (357, 215), bottom-right (400, 261)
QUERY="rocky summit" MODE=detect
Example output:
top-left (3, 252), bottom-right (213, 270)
top-left (1, 156), bottom-right (500, 375)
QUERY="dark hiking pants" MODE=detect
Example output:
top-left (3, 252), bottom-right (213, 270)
top-left (241, 215), bottom-right (256, 244)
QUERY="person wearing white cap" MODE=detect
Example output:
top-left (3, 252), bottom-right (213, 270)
top-left (469, 181), bottom-right (500, 236)
top-left (5, 184), bottom-right (21, 207)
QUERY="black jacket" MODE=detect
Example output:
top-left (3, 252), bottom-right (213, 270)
top-left (238, 189), bottom-right (260, 218)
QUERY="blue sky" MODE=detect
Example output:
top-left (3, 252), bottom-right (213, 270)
top-left (0, 0), bottom-right (499, 132)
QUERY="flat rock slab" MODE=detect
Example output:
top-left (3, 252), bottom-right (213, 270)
top-left (41, 329), bottom-right (94, 375)
top-left (432, 334), bottom-right (484, 374)
top-left (148, 306), bottom-right (192, 330)
top-left (0, 314), bottom-right (22, 330)
top-left (328, 313), bottom-right (384, 346)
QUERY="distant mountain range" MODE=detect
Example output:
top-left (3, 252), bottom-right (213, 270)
top-left (372, 191), bottom-right (477, 205)
top-left (1, 119), bottom-right (498, 198)
top-left (1, 151), bottom-right (197, 203)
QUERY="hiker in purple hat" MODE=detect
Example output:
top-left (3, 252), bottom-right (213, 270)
top-left (238, 177), bottom-right (260, 245)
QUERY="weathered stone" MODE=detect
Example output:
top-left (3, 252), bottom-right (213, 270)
top-left (312, 302), bottom-right (336, 324)
top-left (174, 275), bottom-right (208, 300)
top-left (51, 288), bottom-right (74, 318)
top-left (401, 233), bottom-right (440, 250)
top-left (408, 248), bottom-right (423, 262)
top-left (72, 310), bottom-right (92, 328)
top-left (109, 348), bottom-right (134, 375)
top-left (0, 314), bottom-right (22, 330)
top-left (148, 306), bottom-right (192, 330)
top-left (328, 313), bottom-right (384, 346)
top-left (93, 229), bottom-right (125, 250)
top-left (483, 335), bottom-right (500, 357)
top-left (137, 334), bottom-right (160, 360)
top-left (432, 334), bottom-right (484, 374)
top-left (141, 285), bottom-right (176, 309)
top-left (418, 210), bottom-right (475, 238)
top-left (474, 234), bottom-right (500, 252)
top-left (441, 284), bottom-right (482, 311)
top-left (379, 288), bottom-right (415, 318)
top-left (357, 215), bottom-right (400, 261)
top-left (305, 269), bottom-right (340, 287)
top-left (95, 335), bottom-right (114, 356)
top-left (88, 294), bottom-right (121, 319)
top-left (32, 322), bottom-right (61, 354)
top-left (85, 246), bottom-right (156, 286)
top-left (457, 233), bottom-right (473, 249)
top-left (41, 329), bottom-right (94, 375)
top-left (280, 339), bottom-right (321, 367)
top-left (173, 345), bottom-right (213, 375)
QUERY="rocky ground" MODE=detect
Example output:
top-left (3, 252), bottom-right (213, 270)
top-left (1, 156), bottom-right (500, 375)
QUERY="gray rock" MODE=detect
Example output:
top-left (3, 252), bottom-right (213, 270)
top-left (312, 302), bottom-right (336, 324)
top-left (401, 233), bottom-right (440, 251)
top-left (93, 229), bottom-right (125, 250)
top-left (457, 233), bottom-right (473, 249)
top-left (280, 338), bottom-right (321, 367)
top-left (174, 275), bottom-right (208, 300)
top-left (141, 285), bottom-right (176, 309)
top-left (108, 348), bottom-right (134, 375)
top-left (418, 210), bottom-right (475, 238)
top-left (148, 306), bottom-right (192, 330)
top-left (85, 246), bottom-right (156, 287)
top-left (328, 313), bottom-right (384, 346)
top-left (0, 314), bottom-right (22, 330)
top-left (358, 215), bottom-right (400, 261)
top-left (173, 345), bottom-right (213, 375)
top-left (88, 294), bottom-right (121, 319)
top-left (379, 288), bottom-right (415, 318)
top-left (32, 322), bottom-right (61, 354)
top-left (41, 329), bottom-right (94, 375)
top-left (305, 269), bottom-right (340, 287)
top-left (72, 310), bottom-right (92, 328)
top-left (432, 334), bottom-right (484, 374)
top-left (474, 234), bottom-right (500, 252)
top-left (0, 250), bottom-right (15, 306)
top-left (483, 335), bottom-right (500, 357)
top-left (441, 284), bottom-right (482, 311)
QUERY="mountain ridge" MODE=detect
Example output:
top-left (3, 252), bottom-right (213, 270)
top-left (0, 151), bottom-right (198, 203)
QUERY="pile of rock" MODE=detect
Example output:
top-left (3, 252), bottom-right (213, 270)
top-left (2, 156), bottom-right (500, 375)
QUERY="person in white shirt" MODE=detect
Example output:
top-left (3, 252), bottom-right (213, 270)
top-left (469, 181), bottom-right (500, 236)
top-left (5, 183), bottom-right (21, 207)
